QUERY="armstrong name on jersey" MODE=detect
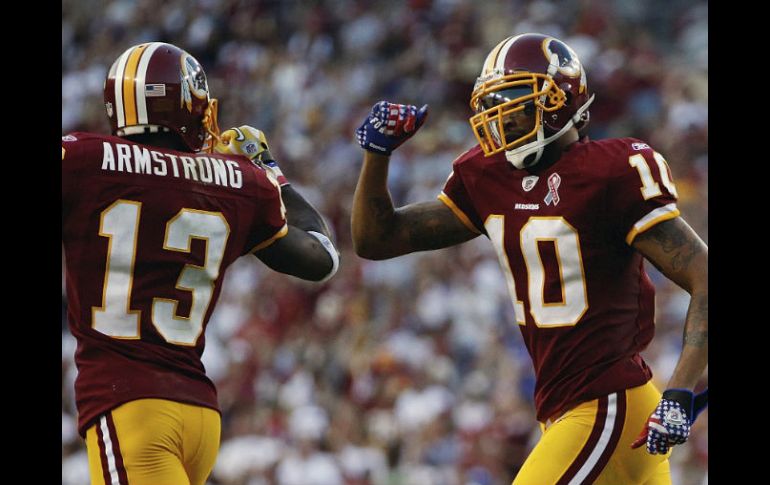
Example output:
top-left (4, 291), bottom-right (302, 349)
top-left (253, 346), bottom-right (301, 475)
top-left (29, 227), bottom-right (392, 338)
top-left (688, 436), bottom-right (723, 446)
top-left (100, 141), bottom-right (244, 189)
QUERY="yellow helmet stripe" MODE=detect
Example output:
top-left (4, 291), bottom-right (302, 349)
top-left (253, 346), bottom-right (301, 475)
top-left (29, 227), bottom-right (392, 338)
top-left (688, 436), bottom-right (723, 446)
top-left (482, 36), bottom-right (510, 74)
top-left (135, 43), bottom-right (163, 124)
top-left (121, 44), bottom-right (149, 126)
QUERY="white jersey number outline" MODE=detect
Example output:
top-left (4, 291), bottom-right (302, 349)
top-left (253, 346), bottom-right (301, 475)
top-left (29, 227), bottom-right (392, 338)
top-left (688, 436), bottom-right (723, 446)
top-left (92, 200), bottom-right (230, 346)
top-left (486, 216), bottom-right (588, 327)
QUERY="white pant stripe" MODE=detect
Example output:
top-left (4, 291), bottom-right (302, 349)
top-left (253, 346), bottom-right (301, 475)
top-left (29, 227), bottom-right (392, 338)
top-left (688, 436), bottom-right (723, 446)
top-left (568, 393), bottom-right (618, 485)
top-left (99, 416), bottom-right (121, 485)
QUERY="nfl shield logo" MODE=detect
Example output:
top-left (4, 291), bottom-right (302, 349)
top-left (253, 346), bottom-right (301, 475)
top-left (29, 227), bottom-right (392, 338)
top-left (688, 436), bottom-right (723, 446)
top-left (105, 102), bottom-right (113, 118)
top-left (522, 175), bottom-right (539, 192)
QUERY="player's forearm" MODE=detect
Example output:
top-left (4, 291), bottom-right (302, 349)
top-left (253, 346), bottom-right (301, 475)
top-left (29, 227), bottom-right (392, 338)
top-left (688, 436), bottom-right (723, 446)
top-left (281, 184), bottom-right (333, 239)
top-left (351, 152), bottom-right (399, 258)
top-left (632, 218), bottom-right (708, 391)
top-left (666, 286), bottom-right (708, 390)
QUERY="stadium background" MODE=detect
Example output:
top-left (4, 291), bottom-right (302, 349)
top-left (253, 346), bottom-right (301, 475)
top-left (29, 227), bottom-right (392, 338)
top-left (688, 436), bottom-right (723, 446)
top-left (61, 1), bottom-right (708, 483)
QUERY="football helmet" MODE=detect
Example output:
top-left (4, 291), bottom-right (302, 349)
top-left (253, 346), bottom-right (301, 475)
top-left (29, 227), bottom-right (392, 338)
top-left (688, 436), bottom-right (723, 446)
top-left (103, 42), bottom-right (220, 152)
top-left (469, 33), bottom-right (595, 168)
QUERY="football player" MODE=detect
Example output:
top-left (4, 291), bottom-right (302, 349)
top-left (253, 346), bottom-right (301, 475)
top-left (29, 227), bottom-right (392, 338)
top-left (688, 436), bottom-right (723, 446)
top-left (352, 33), bottom-right (707, 484)
top-left (62, 42), bottom-right (339, 485)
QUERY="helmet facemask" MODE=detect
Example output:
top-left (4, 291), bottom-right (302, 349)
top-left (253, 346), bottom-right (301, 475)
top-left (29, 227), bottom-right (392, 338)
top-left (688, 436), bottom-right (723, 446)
top-left (468, 34), bottom-right (596, 169)
top-left (470, 72), bottom-right (566, 168)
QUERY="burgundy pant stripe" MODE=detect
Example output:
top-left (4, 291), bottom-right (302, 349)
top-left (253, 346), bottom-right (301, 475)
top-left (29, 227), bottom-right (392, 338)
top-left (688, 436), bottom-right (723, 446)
top-left (555, 395), bottom-right (610, 485)
top-left (105, 413), bottom-right (129, 485)
top-left (582, 391), bottom-right (627, 484)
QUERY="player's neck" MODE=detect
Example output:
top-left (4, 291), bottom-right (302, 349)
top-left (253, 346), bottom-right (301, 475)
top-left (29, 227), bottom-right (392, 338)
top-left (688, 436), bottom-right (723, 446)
top-left (526, 129), bottom-right (579, 174)
top-left (122, 132), bottom-right (191, 152)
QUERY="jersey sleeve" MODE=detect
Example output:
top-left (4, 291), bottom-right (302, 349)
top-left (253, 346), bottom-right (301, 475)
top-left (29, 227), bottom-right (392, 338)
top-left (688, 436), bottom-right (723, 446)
top-left (266, 163), bottom-right (290, 186)
top-left (246, 167), bottom-right (289, 253)
top-left (61, 133), bottom-right (95, 207)
top-left (62, 137), bottom-right (71, 202)
top-left (438, 164), bottom-right (485, 235)
top-left (607, 141), bottom-right (680, 244)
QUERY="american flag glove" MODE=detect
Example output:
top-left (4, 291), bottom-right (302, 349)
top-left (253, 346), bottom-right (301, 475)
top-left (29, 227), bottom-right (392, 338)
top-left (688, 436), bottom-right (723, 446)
top-left (356, 101), bottom-right (429, 156)
top-left (631, 388), bottom-right (708, 455)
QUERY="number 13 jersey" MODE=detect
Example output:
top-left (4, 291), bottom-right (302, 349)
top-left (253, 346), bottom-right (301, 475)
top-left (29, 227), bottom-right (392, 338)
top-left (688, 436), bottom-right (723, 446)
top-left (62, 132), bottom-right (288, 436)
top-left (439, 137), bottom-right (679, 423)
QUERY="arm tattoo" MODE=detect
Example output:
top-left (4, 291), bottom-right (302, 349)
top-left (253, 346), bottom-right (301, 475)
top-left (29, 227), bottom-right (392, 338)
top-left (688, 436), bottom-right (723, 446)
top-left (406, 205), bottom-right (448, 249)
top-left (684, 297), bottom-right (708, 347)
top-left (639, 220), bottom-right (700, 272)
top-left (400, 203), bottom-right (476, 251)
top-left (684, 329), bottom-right (708, 347)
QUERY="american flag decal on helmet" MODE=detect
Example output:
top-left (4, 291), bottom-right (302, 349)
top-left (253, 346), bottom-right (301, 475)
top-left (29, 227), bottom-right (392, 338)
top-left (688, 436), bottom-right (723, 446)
top-left (145, 84), bottom-right (166, 97)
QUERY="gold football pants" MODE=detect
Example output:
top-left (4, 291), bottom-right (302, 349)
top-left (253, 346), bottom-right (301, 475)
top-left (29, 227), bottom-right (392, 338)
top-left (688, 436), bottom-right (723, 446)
top-left (513, 381), bottom-right (672, 485)
top-left (85, 398), bottom-right (220, 485)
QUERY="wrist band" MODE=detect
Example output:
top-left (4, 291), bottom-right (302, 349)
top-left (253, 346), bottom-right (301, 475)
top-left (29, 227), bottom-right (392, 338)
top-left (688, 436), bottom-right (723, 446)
top-left (307, 231), bottom-right (339, 283)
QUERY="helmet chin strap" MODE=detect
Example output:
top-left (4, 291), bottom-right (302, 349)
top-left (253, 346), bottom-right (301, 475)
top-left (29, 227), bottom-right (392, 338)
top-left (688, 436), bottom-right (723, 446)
top-left (505, 126), bottom-right (545, 169)
top-left (504, 94), bottom-right (595, 169)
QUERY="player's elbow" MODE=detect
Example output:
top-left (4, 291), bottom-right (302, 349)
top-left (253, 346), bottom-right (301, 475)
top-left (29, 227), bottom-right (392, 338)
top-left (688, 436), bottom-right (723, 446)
top-left (352, 237), bottom-right (389, 260)
top-left (302, 232), bottom-right (340, 282)
top-left (302, 259), bottom-right (335, 281)
top-left (289, 248), bottom-right (337, 281)
top-left (685, 249), bottom-right (708, 295)
top-left (256, 228), bottom-right (339, 282)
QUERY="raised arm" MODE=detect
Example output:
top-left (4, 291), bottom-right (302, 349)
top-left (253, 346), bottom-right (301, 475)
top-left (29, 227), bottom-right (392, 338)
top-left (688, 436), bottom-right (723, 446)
top-left (351, 101), bottom-right (479, 260)
top-left (215, 125), bottom-right (339, 282)
top-left (630, 216), bottom-right (708, 454)
top-left (352, 151), bottom-right (478, 259)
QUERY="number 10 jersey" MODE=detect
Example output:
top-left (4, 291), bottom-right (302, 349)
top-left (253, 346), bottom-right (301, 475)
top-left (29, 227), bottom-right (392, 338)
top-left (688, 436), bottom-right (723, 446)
top-left (439, 138), bottom-right (680, 423)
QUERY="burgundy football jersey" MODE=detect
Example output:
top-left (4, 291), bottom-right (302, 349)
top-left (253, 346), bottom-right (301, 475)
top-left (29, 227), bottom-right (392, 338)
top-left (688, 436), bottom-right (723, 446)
top-left (62, 132), bottom-right (287, 436)
top-left (440, 138), bottom-right (679, 422)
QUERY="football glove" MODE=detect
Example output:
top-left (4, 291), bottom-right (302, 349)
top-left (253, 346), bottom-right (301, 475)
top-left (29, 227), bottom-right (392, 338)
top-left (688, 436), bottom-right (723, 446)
top-left (631, 388), bottom-right (708, 454)
top-left (356, 101), bottom-right (429, 156)
top-left (214, 125), bottom-right (288, 185)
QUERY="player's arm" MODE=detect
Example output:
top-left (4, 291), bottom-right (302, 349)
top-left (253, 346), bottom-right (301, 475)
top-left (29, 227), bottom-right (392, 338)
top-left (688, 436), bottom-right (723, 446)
top-left (352, 151), bottom-right (477, 259)
top-left (630, 216), bottom-right (708, 453)
top-left (254, 225), bottom-right (337, 282)
top-left (633, 216), bottom-right (708, 389)
top-left (216, 125), bottom-right (339, 281)
top-left (352, 101), bottom-right (478, 260)
top-left (264, 185), bottom-right (338, 280)
top-left (216, 125), bottom-right (334, 240)
top-left (281, 184), bottom-right (333, 238)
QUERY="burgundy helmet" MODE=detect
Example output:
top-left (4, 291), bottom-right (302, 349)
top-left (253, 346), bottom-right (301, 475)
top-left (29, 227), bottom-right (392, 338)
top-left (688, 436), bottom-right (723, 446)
top-left (469, 33), bottom-right (595, 168)
top-left (103, 42), bottom-right (220, 152)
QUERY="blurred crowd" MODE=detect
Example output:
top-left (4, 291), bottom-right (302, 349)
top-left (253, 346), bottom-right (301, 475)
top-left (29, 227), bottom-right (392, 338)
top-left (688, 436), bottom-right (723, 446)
top-left (62, 1), bottom-right (708, 484)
